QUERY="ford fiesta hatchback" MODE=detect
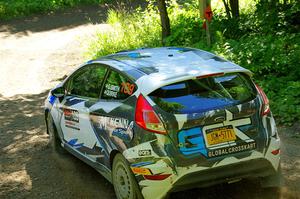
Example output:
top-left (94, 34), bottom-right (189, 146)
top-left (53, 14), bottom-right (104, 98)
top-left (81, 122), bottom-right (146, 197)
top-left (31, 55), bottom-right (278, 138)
top-left (45, 47), bottom-right (281, 199)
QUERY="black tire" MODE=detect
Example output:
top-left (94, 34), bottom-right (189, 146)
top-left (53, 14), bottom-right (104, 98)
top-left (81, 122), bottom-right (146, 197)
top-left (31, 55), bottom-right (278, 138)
top-left (46, 113), bottom-right (65, 154)
top-left (112, 154), bottom-right (143, 199)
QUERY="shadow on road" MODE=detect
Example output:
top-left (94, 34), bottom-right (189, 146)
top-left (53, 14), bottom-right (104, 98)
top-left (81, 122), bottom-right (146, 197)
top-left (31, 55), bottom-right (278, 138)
top-left (0, 92), bottom-right (114, 198)
top-left (0, 0), bottom-right (147, 37)
top-left (0, 5), bottom-right (107, 37)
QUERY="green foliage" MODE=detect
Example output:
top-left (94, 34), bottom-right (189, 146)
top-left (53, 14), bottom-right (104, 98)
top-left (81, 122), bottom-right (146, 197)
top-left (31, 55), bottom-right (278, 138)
top-left (215, 34), bottom-right (300, 79)
top-left (0, 0), bottom-right (102, 20)
top-left (258, 78), bottom-right (300, 125)
top-left (87, 0), bottom-right (300, 125)
top-left (166, 3), bottom-right (202, 46)
top-left (86, 5), bottom-right (162, 58)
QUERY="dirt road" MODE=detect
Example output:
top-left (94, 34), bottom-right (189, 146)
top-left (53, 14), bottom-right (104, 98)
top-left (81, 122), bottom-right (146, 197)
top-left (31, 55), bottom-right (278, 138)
top-left (0, 5), bottom-right (300, 199)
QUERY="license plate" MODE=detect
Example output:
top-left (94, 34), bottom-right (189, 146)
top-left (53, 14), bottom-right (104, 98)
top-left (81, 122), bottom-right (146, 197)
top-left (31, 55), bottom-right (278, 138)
top-left (206, 125), bottom-right (236, 146)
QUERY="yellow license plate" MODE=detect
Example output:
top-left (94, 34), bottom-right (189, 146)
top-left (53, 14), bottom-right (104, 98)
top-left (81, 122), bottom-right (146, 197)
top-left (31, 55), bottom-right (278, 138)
top-left (206, 125), bottom-right (236, 145)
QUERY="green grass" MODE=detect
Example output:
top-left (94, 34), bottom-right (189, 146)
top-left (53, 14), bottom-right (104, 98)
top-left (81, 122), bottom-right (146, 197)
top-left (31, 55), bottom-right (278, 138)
top-left (86, 7), bottom-right (162, 58)
top-left (0, 0), bottom-right (104, 20)
top-left (86, 0), bottom-right (300, 125)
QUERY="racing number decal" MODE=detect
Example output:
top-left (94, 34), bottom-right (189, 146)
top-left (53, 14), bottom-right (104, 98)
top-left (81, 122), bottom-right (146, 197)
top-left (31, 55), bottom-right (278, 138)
top-left (120, 82), bottom-right (135, 95)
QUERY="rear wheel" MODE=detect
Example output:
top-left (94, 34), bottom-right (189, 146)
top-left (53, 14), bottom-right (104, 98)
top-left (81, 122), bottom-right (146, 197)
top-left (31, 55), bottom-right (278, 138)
top-left (112, 154), bottom-right (143, 199)
top-left (47, 113), bottom-right (65, 154)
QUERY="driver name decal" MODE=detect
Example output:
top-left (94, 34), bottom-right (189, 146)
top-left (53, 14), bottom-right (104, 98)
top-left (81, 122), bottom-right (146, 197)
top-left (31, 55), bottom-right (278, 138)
top-left (104, 84), bottom-right (120, 98)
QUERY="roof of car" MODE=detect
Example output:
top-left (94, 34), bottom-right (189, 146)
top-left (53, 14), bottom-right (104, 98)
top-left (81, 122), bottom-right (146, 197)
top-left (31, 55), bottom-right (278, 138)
top-left (92, 47), bottom-right (252, 95)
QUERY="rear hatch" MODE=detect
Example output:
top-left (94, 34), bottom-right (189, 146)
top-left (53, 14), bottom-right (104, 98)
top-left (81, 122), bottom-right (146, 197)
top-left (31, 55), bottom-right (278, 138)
top-left (148, 72), bottom-right (267, 166)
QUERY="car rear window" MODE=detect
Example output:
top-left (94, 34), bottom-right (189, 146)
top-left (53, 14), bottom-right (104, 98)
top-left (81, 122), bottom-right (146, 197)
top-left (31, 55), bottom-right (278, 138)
top-left (149, 73), bottom-right (257, 114)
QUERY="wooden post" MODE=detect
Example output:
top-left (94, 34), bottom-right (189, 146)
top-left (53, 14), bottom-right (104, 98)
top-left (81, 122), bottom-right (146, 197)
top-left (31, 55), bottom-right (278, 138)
top-left (199, 0), bottom-right (212, 47)
top-left (206, 20), bottom-right (211, 47)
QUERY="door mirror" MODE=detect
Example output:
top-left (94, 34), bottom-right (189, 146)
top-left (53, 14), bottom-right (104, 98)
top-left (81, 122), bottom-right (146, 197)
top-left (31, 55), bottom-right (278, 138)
top-left (51, 86), bottom-right (65, 98)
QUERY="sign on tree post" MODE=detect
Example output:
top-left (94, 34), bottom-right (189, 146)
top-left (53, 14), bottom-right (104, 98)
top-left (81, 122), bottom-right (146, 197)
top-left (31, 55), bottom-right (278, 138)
top-left (199, 0), bottom-right (212, 47)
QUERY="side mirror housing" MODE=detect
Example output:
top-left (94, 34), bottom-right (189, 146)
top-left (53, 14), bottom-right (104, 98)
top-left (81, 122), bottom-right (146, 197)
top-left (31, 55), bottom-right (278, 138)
top-left (51, 86), bottom-right (65, 98)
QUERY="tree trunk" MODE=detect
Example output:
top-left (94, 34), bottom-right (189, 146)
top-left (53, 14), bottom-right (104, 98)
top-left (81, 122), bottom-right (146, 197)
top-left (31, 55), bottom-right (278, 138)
top-left (222, 0), bottom-right (232, 19)
top-left (157, 0), bottom-right (171, 45)
top-left (229, 0), bottom-right (239, 18)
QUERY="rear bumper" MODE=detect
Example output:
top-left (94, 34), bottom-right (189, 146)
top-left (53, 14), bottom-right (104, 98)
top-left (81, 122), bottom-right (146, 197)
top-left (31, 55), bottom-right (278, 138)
top-left (131, 137), bottom-right (280, 199)
top-left (170, 158), bottom-right (276, 193)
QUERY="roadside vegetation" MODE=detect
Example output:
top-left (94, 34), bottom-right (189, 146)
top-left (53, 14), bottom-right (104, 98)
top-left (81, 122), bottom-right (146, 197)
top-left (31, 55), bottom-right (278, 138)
top-left (86, 0), bottom-right (300, 125)
top-left (0, 0), bottom-right (103, 20)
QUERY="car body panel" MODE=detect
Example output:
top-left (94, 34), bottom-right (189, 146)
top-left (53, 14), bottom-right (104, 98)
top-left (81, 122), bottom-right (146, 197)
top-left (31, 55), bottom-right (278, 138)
top-left (45, 47), bottom-right (280, 199)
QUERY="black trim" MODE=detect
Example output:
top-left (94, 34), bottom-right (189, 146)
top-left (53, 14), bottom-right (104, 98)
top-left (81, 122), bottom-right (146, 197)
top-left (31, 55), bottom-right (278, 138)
top-left (170, 158), bottom-right (276, 193)
top-left (63, 142), bottom-right (112, 183)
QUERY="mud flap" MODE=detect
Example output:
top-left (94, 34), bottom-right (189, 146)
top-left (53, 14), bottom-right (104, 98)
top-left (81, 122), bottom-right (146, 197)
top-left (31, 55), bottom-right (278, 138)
top-left (260, 166), bottom-right (284, 188)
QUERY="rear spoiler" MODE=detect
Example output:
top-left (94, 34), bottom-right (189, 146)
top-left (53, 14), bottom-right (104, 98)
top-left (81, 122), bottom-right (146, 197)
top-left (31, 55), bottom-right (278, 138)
top-left (139, 69), bottom-right (252, 96)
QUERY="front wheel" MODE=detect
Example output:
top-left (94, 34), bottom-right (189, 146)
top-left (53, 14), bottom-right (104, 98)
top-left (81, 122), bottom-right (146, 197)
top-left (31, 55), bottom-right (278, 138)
top-left (112, 154), bottom-right (143, 199)
top-left (46, 113), bottom-right (65, 154)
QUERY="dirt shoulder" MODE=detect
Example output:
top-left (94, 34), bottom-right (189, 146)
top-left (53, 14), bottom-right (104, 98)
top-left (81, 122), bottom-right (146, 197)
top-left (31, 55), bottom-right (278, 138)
top-left (0, 4), bottom-right (299, 199)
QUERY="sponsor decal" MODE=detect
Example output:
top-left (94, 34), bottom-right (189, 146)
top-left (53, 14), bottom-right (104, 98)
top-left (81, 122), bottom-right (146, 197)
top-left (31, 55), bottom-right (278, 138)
top-left (178, 127), bottom-right (207, 156)
top-left (63, 108), bottom-right (80, 130)
top-left (131, 167), bottom-right (152, 175)
top-left (94, 116), bottom-right (134, 141)
top-left (138, 149), bottom-right (152, 156)
top-left (96, 116), bottom-right (131, 130)
top-left (64, 109), bottom-right (79, 122)
top-left (112, 123), bottom-right (134, 142)
top-left (208, 142), bottom-right (256, 158)
top-left (178, 110), bottom-right (254, 157)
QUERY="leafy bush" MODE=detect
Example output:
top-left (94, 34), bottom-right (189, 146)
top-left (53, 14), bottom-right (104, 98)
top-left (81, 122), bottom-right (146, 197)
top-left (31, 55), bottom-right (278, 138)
top-left (166, 3), bottom-right (202, 46)
top-left (258, 78), bottom-right (300, 125)
top-left (86, 4), bottom-right (162, 58)
top-left (215, 34), bottom-right (300, 78)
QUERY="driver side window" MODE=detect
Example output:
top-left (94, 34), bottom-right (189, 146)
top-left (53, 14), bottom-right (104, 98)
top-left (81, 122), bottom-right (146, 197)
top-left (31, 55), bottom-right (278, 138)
top-left (67, 65), bottom-right (107, 98)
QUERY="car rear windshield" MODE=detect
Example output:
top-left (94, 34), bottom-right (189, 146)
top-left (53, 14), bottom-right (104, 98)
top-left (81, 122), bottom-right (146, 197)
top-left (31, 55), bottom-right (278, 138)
top-left (149, 73), bottom-right (257, 114)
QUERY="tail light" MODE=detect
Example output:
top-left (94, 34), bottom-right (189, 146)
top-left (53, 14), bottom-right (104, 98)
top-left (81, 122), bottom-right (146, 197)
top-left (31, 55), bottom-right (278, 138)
top-left (135, 94), bottom-right (167, 134)
top-left (196, 72), bottom-right (224, 79)
top-left (255, 84), bottom-right (270, 116)
top-left (143, 174), bottom-right (171, 180)
top-left (271, 149), bottom-right (280, 155)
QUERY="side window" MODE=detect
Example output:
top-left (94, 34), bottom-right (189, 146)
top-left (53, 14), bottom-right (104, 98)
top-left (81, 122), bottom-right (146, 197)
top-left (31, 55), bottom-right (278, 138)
top-left (67, 65), bottom-right (107, 98)
top-left (102, 70), bottom-right (136, 100)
